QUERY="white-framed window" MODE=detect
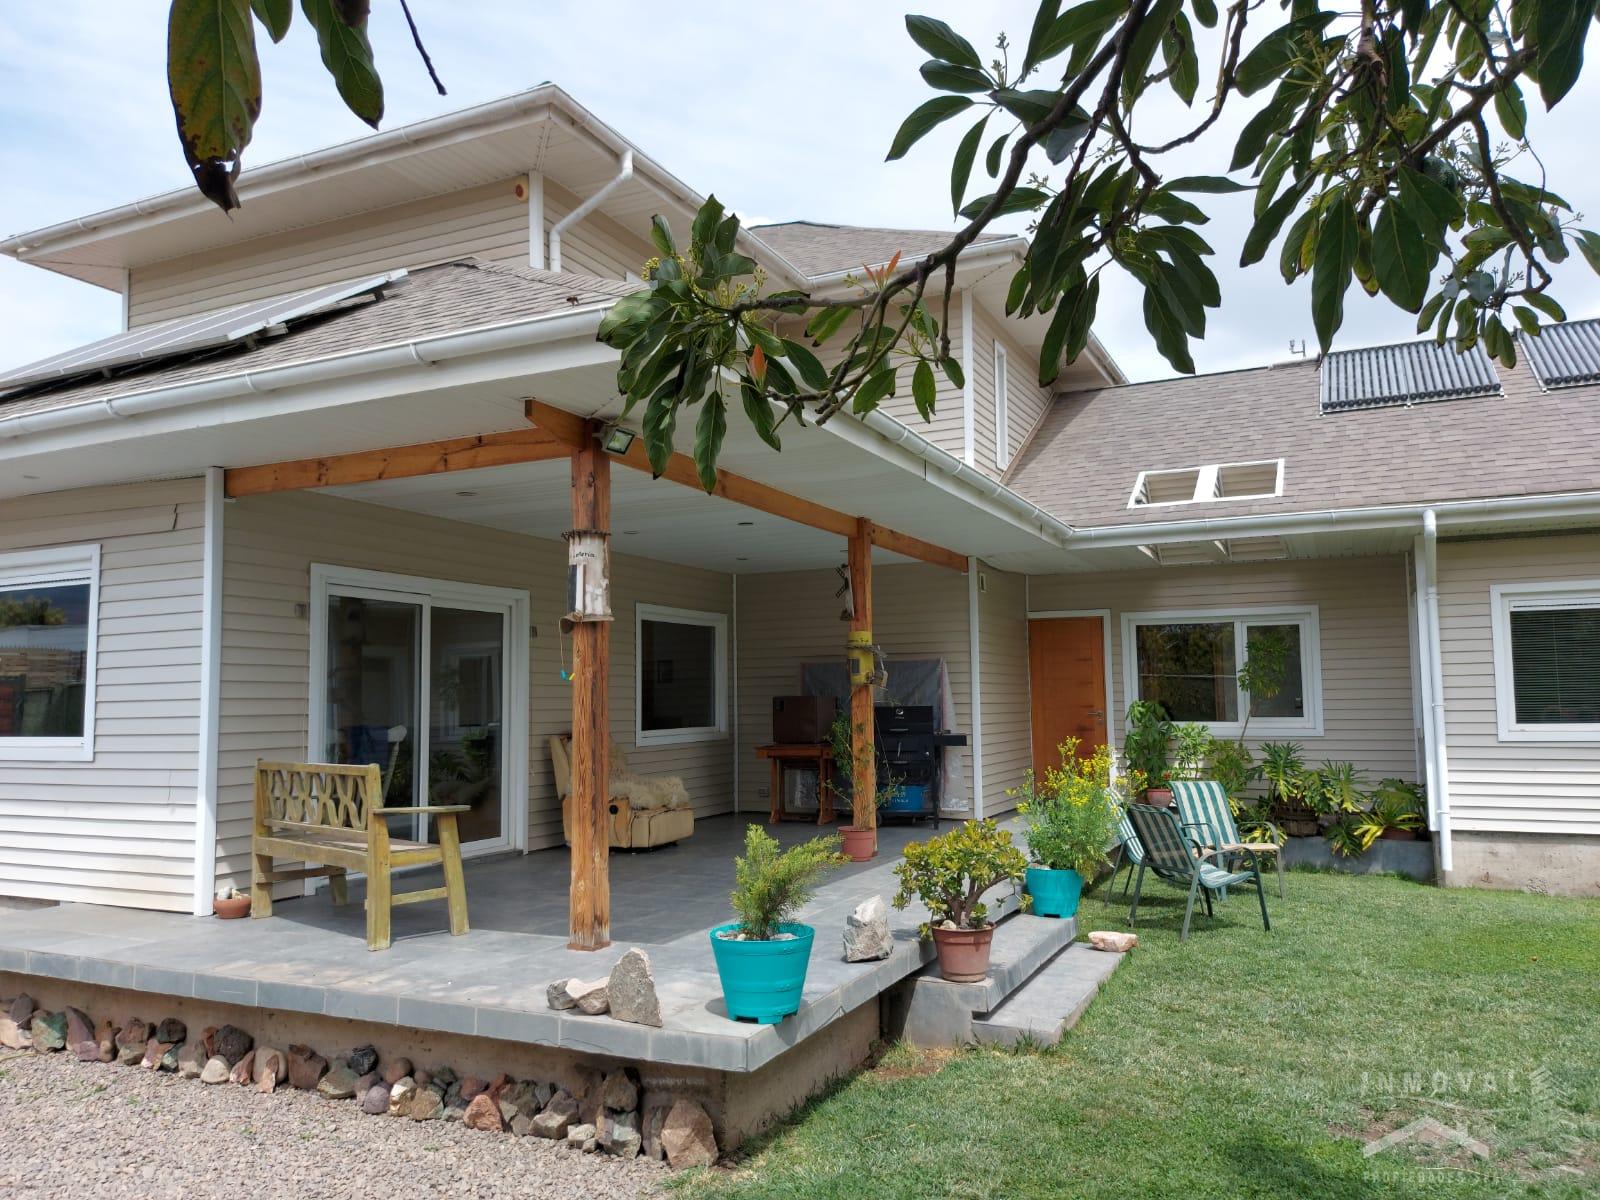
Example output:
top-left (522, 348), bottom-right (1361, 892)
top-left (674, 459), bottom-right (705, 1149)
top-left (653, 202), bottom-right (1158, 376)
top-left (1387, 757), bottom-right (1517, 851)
top-left (993, 341), bottom-right (1011, 470)
top-left (1120, 605), bottom-right (1323, 735)
top-left (1127, 459), bottom-right (1285, 508)
top-left (1490, 580), bottom-right (1600, 742)
top-left (0, 543), bottom-right (100, 762)
top-left (636, 603), bottom-right (728, 746)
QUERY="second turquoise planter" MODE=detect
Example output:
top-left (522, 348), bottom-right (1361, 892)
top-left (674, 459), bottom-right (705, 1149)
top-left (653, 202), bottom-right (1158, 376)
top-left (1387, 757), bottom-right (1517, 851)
top-left (709, 921), bottom-right (815, 1024)
top-left (1025, 866), bottom-right (1084, 918)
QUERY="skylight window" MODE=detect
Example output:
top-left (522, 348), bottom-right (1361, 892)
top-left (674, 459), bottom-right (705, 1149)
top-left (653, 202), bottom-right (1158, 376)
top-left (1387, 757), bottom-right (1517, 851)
top-left (1128, 459), bottom-right (1284, 508)
top-left (1320, 338), bottom-right (1500, 413)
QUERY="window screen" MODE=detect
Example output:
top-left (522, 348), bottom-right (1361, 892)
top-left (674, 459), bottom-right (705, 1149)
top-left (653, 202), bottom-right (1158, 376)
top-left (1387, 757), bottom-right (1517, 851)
top-left (1510, 605), bottom-right (1600, 725)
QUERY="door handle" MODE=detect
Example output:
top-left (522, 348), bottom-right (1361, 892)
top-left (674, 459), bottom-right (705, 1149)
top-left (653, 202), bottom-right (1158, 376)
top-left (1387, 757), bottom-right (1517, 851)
top-left (1087, 710), bottom-right (1105, 718)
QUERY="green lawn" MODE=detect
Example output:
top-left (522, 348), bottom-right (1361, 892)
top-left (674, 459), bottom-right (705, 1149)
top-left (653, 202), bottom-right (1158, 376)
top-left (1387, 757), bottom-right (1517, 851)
top-left (679, 870), bottom-right (1600, 1200)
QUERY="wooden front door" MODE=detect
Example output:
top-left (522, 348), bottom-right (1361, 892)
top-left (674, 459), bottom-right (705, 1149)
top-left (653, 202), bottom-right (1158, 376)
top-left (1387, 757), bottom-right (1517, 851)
top-left (1028, 616), bottom-right (1108, 774)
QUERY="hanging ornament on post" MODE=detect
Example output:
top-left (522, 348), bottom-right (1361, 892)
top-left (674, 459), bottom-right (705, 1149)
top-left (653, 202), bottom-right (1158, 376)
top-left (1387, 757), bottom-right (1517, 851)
top-left (561, 528), bottom-right (614, 630)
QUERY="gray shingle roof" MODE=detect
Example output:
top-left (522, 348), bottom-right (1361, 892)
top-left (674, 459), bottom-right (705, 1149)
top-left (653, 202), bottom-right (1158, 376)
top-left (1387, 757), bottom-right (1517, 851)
top-left (0, 260), bottom-right (636, 422)
top-left (1005, 343), bottom-right (1600, 528)
top-left (752, 221), bottom-right (1013, 278)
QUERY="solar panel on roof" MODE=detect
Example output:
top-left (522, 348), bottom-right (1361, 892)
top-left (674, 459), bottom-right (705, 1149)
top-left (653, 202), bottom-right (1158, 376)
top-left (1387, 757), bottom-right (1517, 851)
top-left (1319, 338), bottom-right (1501, 413)
top-left (1521, 318), bottom-right (1600, 389)
top-left (0, 269), bottom-right (406, 394)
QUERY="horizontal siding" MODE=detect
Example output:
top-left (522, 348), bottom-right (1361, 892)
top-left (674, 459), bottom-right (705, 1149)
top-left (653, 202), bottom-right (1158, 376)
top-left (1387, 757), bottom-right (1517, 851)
top-left (127, 176), bottom-right (655, 328)
top-left (978, 564), bottom-right (1030, 819)
top-left (970, 306), bottom-right (1050, 480)
top-left (735, 564), bottom-right (973, 816)
top-left (215, 491), bottom-right (733, 893)
top-left (1028, 555), bottom-right (1419, 783)
top-left (0, 479), bottom-right (205, 911)
top-left (1437, 533), bottom-right (1600, 835)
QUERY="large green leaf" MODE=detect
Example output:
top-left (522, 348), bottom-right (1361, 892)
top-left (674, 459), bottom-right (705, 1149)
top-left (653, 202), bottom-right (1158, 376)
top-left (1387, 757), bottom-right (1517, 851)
top-left (959, 186), bottom-right (1051, 219)
top-left (168, 0), bottom-right (262, 212)
top-left (1311, 193), bottom-right (1358, 351)
top-left (778, 338), bottom-right (829, 391)
top-left (740, 383), bottom-right (782, 452)
top-left (1371, 201), bottom-right (1428, 311)
top-left (1162, 175), bottom-right (1250, 194)
top-left (1234, 13), bottom-right (1333, 96)
top-left (1141, 287), bottom-right (1195, 374)
top-left (887, 95), bottom-right (973, 161)
top-left (1239, 181), bottom-right (1308, 267)
top-left (1027, 0), bottom-right (1129, 69)
top-left (1161, 11), bottom-right (1199, 105)
top-left (905, 14), bottom-right (982, 68)
top-left (920, 60), bottom-right (990, 93)
top-left (1534, 0), bottom-right (1598, 108)
top-left (693, 392), bottom-right (728, 492)
top-left (249, 0), bottom-right (291, 40)
top-left (300, 0), bottom-right (383, 127)
top-left (912, 360), bottom-right (938, 421)
top-left (950, 115), bottom-right (990, 216)
top-left (642, 392), bottom-right (679, 477)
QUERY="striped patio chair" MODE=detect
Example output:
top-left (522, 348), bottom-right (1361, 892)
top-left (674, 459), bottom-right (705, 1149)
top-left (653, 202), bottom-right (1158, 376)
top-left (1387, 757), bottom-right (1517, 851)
top-left (1170, 779), bottom-right (1286, 900)
top-left (1105, 801), bottom-right (1147, 906)
top-left (1122, 803), bottom-right (1271, 941)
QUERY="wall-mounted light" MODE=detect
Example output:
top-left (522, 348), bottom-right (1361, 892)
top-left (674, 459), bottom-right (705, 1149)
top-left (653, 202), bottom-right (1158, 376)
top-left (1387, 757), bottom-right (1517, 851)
top-left (601, 426), bottom-right (636, 455)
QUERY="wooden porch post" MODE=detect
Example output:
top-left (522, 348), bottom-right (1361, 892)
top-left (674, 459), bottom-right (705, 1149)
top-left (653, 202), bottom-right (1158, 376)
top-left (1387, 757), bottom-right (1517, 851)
top-left (848, 517), bottom-right (877, 842)
top-left (568, 426), bottom-right (611, 950)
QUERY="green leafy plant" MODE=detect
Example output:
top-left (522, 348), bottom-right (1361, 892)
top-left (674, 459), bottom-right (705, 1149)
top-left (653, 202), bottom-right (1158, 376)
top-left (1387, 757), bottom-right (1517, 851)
top-left (825, 711), bottom-right (901, 816)
top-left (1170, 723), bottom-right (1212, 781)
top-left (1207, 737), bottom-right (1259, 800)
top-left (729, 825), bottom-right (845, 941)
top-left (1259, 741), bottom-right (1307, 805)
top-left (1233, 798), bottom-right (1287, 847)
top-left (1121, 701), bottom-right (1173, 795)
top-left (892, 819), bottom-right (1029, 937)
top-left (1305, 760), bottom-right (1367, 817)
top-left (1011, 739), bottom-right (1119, 875)
top-left (1236, 629), bottom-right (1291, 741)
top-left (1328, 779), bottom-right (1427, 857)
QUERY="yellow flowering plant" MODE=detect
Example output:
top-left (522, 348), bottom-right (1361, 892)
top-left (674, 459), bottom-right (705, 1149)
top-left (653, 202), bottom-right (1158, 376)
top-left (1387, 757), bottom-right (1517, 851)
top-left (1010, 738), bottom-right (1120, 876)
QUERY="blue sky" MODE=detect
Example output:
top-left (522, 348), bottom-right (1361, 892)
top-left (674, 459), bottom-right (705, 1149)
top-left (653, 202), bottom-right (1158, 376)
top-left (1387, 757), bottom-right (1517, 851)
top-left (3, 2), bottom-right (1599, 382)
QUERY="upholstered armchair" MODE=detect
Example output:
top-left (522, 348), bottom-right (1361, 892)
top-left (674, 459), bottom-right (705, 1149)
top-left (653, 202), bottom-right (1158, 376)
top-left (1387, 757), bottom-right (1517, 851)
top-left (549, 734), bottom-right (695, 850)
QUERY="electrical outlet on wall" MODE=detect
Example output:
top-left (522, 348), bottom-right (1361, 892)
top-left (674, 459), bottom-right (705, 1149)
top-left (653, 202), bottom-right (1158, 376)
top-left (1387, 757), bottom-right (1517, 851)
top-left (757, 786), bottom-right (770, 798)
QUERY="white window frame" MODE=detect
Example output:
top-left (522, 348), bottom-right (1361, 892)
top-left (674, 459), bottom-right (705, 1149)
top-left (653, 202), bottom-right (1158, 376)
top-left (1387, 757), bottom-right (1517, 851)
top-left (1490, 579), bottom-right (1600, 743)
top-left (1120, 604), bottom-right (1324, 736)
top-left (1127, 458), bottom-right (1285, 508)
top-left (0, 543), bottom-right (100, 762)
top-left (993, 340), bottom-right (1011, 471)
top-left (635, 602), bottom-right (728, 747)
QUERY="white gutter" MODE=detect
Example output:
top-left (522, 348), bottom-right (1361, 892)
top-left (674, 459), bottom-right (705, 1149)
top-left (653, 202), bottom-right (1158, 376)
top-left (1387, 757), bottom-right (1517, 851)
top-left (1411, 540), bottom-right (1439, 835)
top-left (0, 303), bottom-right (614, 442)
top-left (855, 406), bottom-right (1077, 546)
top-left (967, 556), bottom-right (985, 819)
top-left (1069, 489), bottom-right (1600, 548)
top-left (1420, 510), bottom-right (1454, 876)
top-left (549, 150), bottom-right (633, 274)
top-left (191, 467), bottom-right (224, 916)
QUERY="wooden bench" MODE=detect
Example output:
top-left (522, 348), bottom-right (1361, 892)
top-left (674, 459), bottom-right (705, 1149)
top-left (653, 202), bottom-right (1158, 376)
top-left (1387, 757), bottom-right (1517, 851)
top-left (250, 760), bottom-right (470, 951)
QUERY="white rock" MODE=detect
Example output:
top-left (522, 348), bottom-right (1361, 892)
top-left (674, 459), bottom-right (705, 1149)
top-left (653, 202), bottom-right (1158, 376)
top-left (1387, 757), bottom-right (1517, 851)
top-left (607, 949), bottom-right (662, 1028)
top-left (1088, 930), bottom-right (1138, 953)
top-left (569, 977), bottom-right (610, 1016)
top-left (843, 895), bottom-right (893, 962)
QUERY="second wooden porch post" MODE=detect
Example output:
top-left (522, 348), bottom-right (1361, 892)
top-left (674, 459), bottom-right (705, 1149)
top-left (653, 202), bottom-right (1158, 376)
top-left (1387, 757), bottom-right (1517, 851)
top-left (848, 517), bottom-right (877, 844)
top-left (568, 427), bottom-right (611, 950)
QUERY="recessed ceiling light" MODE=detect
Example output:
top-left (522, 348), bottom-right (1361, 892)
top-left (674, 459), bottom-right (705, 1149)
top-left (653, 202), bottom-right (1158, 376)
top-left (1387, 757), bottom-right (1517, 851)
top-left (21, 474), bottom-right (39, 481)
top-left (622, 530), bottom-right (639, 535)
top-left (737, 520), bottom-right (755, 527)
top-left (455, 490), bottom-right (478, 498)
top-left (736, 556), bottom-right (748, 562)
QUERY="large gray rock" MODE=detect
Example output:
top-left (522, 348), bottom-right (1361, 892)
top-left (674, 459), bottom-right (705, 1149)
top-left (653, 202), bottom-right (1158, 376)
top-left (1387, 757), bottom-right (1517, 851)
top-left (316, 1061), bottom-right (361, 1099)
top-left (640, 1095), bottom-right (672, 1161)
top-left (214, 1025), bottom-right (253, 1066)
top-left (607, 948), bottom-right (663, 1027)
top-left (599, 1069), bottom-right (638, 1114)
top-left (200, 1056), bottom-right (231, 1085)
top-left (7, 995), bottom-right (35, 1026)
top-left (660, 1098), bottom-right (718, 1170)
top-left (843, 894), bottom-right (893, 962)
top-left (546, 978), bottom-right (580, 1010)
top-left (30, 1012), bottom-right (67, 1053)
top-left (529, 1108), bottom-right (571, 1139)
top-left (64, 1008), bottom-right (97, 1061)
top-left (598, 1107), bottom-right (641, 1158)
top-left (177, 1041), bottom-right (208, 1079)
top-left (568, 977), bottom-right (609, 1015)
top-left (255, 1047), bottom-right (287, 1094)
top-left (360, 1085), bottom-right (390, 1115)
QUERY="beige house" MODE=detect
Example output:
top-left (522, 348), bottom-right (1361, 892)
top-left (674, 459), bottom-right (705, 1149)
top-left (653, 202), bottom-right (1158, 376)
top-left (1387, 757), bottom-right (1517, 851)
top-left (0, 83), bottom-right (1595, 918)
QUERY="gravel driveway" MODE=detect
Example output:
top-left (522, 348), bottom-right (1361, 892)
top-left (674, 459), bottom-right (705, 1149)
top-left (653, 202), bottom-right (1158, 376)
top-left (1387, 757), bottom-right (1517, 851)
top-left (0, 1050), bottom-right (665, 1199)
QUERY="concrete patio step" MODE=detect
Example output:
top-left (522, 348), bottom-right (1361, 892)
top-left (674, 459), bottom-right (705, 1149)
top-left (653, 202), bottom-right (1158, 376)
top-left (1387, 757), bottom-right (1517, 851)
top-left (886, 911), bottom-right (1081, 1046)
top-left (971, 942), bottom-right (1124, 1048)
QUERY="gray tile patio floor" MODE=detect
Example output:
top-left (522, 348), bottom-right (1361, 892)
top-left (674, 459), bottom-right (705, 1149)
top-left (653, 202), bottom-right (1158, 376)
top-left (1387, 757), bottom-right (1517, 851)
top-left (0, 815), bottom-right (1019, 1073)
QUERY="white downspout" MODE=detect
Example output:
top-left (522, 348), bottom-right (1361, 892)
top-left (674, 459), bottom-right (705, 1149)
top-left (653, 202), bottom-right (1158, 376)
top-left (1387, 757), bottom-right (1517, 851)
top-left (191, 467), bottom-right (224, 915)
top-left (967, 556), bottom-right (985, 819)
top-left (548, 149), bottom-right (633, 273)
top-left (526, 172), bottom-right (546, 270)
top-left (1412, 540), bottom-right (1439, 832)
top-left (1421, 510), bottom-right (1454, 877)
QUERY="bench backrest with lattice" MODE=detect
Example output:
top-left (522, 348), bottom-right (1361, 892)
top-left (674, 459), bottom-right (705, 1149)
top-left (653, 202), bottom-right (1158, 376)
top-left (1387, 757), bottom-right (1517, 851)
top-left (254, 760), bottom-right (382, 836)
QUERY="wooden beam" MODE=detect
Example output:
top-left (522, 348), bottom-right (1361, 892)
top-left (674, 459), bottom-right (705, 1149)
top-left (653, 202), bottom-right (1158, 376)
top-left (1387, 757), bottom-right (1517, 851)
top-left (567, 425), bottom-right (612, 951)
top-left (523, 397), bottom-right (589, 447)
top-left (848, 517), bottom-right (877, 845)
top-left (223, 429), bottom-right (566, 498)
top-left (524, 399), bottom-right (967, 572)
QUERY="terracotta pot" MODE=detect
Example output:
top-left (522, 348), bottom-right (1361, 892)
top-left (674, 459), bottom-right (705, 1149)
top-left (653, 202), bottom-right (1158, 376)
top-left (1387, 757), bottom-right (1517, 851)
top-left (931, 923), bottom-right (995, 983)
top-left (1378, 828), bottom-right (1418, 841)
top-left (1143, 787), bottom-right (1174, 808)
top-left (213, 895), bottom-right (250, 919)
top-left (840, 826), bottom-right (877, 861)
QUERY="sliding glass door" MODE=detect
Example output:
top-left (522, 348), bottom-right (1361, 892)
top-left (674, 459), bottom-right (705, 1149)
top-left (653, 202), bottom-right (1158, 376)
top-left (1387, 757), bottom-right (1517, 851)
top-left (313, 566), bottom-right (529, 857)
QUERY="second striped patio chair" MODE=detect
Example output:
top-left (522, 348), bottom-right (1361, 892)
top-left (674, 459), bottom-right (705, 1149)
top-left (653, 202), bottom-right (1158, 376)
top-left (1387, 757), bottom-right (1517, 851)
top-left (1170, 779), bottom-right (1285, 899)
top-left (1122, 803), bottom-right (1272, 941)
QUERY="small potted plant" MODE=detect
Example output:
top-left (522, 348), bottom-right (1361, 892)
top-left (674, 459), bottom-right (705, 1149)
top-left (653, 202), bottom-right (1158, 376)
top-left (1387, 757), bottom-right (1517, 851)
top-left (1260, 741), bottom-right (1318, 836)
top-left (1122, 701), bottom-right (1173, 805)
top-left (827, 712), bottom-right (897, 861)
top-left (1170, 723), bottom-right (1211, 781)
top-left (710, 826), bottom-right (844, 1023)
top-left (891, 820), bottom-right (1029, 982)
top-left (1011, 739), bottom-right (1119, 918)
top-left (1326, 779), bottom-right (1426, 857)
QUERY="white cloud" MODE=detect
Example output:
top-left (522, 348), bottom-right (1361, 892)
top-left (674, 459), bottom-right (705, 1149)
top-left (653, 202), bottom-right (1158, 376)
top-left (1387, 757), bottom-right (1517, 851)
top-left (2, 2), bottom-right (1598, 382)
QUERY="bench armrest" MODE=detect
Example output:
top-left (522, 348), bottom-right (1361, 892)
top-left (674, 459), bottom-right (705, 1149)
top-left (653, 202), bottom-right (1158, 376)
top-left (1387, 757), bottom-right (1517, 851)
top-left (373, 804), bottom-right (472, 815)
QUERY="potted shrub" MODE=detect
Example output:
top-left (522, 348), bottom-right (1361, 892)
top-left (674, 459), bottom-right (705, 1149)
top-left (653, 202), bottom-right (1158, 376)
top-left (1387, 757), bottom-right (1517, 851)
top-left (826, 712), bottom-right (897, 861)
top-left (1326, 779), bottom-right (1426, 857)
top-left (1122, 700), bottom-right (1173, 805)
top-left (1260, 741), bottom-right (1318, 836)
top-left (710, 826), bottom-right (845, 1023)
top-left (891, 820), bottom-right (1029, 982)
top-left (1011, 739), bottom-right (1118, 918)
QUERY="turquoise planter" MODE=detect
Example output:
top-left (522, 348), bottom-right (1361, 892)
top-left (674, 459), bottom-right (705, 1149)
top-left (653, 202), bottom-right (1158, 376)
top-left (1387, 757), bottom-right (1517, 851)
top-left (709, 922), bottom-right (816, 1024)
top-left (1025, 866), bottom-right (1084, 918)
